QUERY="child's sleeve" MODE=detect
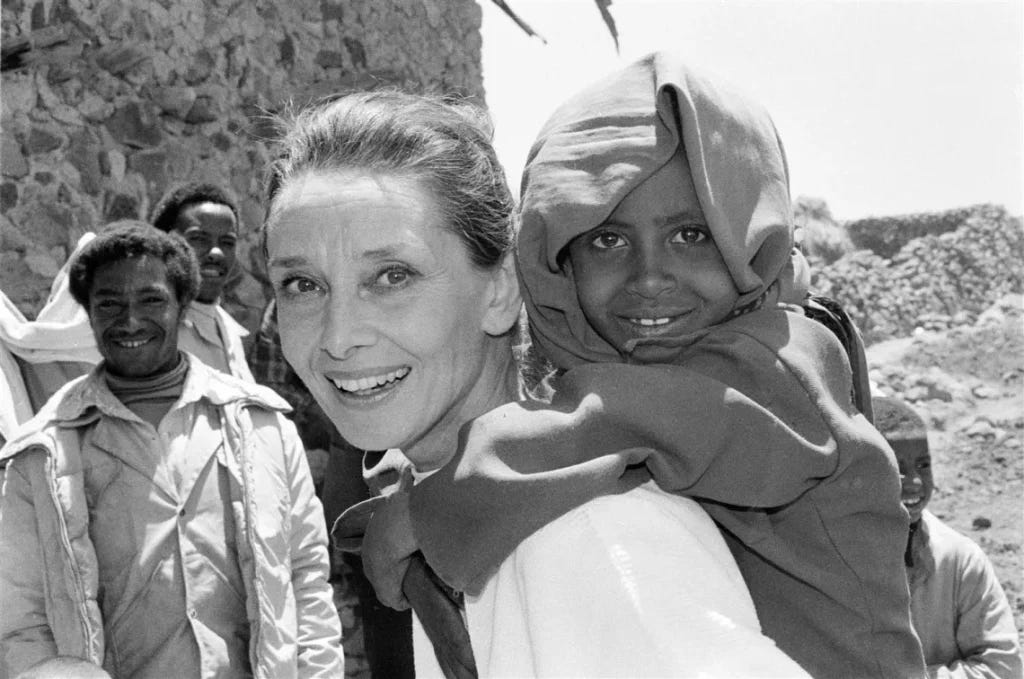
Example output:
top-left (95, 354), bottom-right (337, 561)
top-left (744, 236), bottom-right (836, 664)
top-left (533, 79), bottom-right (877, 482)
top-left (410, 310), bottom-right (853, 591)
top-left (930, 544), bottom-right (1022, 679)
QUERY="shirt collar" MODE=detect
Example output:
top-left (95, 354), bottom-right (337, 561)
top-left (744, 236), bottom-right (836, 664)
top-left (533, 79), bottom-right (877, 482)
top-left (51, 353), bottom-right (286, 425)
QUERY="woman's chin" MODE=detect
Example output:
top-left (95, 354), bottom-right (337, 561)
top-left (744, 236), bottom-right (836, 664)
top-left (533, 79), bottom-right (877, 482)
top-left (325, 414), bottom-right (399, 452)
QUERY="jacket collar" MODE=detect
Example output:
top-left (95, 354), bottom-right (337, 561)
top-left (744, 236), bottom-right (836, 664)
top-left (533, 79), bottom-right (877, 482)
top-left (1, 353), bottom-right (288, 462)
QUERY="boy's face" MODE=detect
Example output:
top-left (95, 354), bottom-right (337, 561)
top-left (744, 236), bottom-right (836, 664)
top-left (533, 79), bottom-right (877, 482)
top-left (172, 201), bottom-right (238, 304)
top-left (891, 437), bottom-right (933, 523)
top-left (565, 150), bottom-right (738, 363)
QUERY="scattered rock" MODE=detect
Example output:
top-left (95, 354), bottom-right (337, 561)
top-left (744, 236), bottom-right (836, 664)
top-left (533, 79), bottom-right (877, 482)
top-left (152, 85), bottom-right (198, 119)
top-left (106, 101), bottom-right (164, 149)
top-left (965, 419), bottom-right (996, 439)
top-left (184, 96), bottom-right (220, 124)
top-left (972, 385), bottom-right (1001, 399)
top-left (972, 517), bottom-right (992, 531)
top-left (1, 182), bottom-right (19, 211)
top-left (0, 137), bottom-right (29, 178)
top-left (23, 249), bottom-right (61, 278)
top-left (26, 126), bottom-right (63, 154)
top-left (96, 44), bottom-right (150, 76)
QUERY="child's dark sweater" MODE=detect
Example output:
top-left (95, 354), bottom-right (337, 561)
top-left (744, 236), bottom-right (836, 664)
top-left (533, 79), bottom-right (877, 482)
top-left (410, 308), bottom-right (926, 679)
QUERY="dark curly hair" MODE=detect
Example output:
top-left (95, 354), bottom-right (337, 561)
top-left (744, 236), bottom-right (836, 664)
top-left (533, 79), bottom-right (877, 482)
top-left (149, 182), bottom-right (241, 233)
top-left (872, 396), bottom-right (928, 441)
top-left (68, 220), bottom-right (201, 309)
top-left (263, 90), bottom-right (515, 270)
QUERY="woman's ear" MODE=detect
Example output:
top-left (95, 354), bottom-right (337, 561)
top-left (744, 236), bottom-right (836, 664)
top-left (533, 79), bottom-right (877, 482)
top-left (481, 252), bottom-right (523, 337)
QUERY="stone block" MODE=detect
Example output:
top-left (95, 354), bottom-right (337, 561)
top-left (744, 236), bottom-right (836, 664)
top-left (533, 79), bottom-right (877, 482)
top-left (1, 182), bottom-right (19, 211)
top-left (184, 48), bottom-right (215, 84)
top-left (185, 96), bottom-right (219, 124)
top-left (79, 93), bottom-right (111, 122)
top-left (315, 49), bottom-right (346, 69)
top-left (103, 190), bottom-right (141, 221)
top-left (26, 125), bottom-right (63, 154)
top-left (24, 248), bottom-right (61, 278)
top-left (210, 131), bottom-right (233, 152)
top-left (0, 76), bottom-right (38, 118)
top-left (164, 143), bottom-right (194, 183)
top-left (106, 101), bottom-right (164, 149)
top-left (152, 85), bottom-right (197, 119)
top-left (50, 103), bottom-right (84, 126)
top-left (20, 202), bottom-right (75, 248)
top-left (96, 44), bottom-right (152, 76)
top-left (1, 136), bottom-right (29, 178)
top-left (66, 130), bottom-right (103, 195)
top-left (128, 148), bottom-right (169, 200)
top-left (100, 149), bottom-right (127, 182)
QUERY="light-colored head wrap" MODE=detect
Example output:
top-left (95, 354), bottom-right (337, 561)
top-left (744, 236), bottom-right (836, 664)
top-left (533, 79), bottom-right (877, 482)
top-left (516, 52), bottom-right (810, 368)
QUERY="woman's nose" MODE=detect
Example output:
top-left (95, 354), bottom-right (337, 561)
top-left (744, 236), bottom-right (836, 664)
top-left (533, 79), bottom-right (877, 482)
top-left (626, 249), bottom-right (675, 299)
top-left (320, 293), bottom-right (378, 360)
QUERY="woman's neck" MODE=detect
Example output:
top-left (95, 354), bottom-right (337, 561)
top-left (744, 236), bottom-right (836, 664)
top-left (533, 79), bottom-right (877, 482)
top-left (404, 335), bottom-right (520, 473)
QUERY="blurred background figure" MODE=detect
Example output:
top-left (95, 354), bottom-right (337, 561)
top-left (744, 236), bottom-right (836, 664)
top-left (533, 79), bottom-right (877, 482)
top-left (874, 395), bottom-right (1022, 679)
top-left (150, 182), bottom-right (254, 381)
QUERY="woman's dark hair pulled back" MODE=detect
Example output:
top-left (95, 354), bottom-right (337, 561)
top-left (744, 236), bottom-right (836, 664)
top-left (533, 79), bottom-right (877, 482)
top-left (265, 90), bottom-right (515, 270)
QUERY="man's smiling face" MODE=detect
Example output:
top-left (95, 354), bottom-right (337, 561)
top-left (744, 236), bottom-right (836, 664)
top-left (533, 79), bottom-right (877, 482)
top-left (88, 255), bottom-right (184, 378)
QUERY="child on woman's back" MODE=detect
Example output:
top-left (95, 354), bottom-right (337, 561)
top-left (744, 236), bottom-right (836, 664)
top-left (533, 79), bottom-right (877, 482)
top-left (367, 52), bottom-right (927, 678)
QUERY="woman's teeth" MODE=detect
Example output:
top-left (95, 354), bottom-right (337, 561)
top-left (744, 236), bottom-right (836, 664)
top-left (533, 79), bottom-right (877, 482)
top-left (331, 367), bottom-right (411, 393)
top-left (630, 317), bottom-right (672, 327)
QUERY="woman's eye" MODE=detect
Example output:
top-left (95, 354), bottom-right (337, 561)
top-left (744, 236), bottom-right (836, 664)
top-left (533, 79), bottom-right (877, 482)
top-left (280, 277), bottom-right (322, 297)
top-left (591, 231), bottom-right (626, 249)
top-left (374, 266), bottom-right (412, 288)
top-left (672, 227), bottom-right (709, 244)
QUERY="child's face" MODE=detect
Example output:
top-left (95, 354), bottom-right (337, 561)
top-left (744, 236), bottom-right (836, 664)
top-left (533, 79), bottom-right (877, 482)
top-left (565, 151), bottom-right (738, 363)
top-left (891, 438), bottom-right (933, 522)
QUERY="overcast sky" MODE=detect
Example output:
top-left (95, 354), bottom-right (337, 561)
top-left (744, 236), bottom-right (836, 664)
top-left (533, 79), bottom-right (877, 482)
top-left (480, 0), bottom-right (1023, 221)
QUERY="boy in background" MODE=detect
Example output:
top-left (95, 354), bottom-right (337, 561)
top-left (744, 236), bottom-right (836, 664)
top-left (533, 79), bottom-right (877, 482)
top-left (874, 395), bottom-right (1022, 679)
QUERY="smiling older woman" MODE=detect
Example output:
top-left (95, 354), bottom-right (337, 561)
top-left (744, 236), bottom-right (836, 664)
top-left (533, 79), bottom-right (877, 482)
top-left (263, 91), bottom-right (805, 678)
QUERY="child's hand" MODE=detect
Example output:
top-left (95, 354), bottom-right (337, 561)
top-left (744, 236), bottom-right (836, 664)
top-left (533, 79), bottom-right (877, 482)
top-left (362, 490), bottom-right (418, 610)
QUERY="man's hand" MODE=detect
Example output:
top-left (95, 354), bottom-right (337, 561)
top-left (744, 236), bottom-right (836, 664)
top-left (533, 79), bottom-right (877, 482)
top-left (362, 490), bottom-right (418, 610)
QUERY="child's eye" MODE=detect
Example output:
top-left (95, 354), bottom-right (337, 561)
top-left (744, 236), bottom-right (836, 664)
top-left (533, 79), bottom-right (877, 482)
top-left (591, 231), bottom-right (626, 250)
top-left (671, 227), bottom-right (709, 245)
top-left (279, 276), bottom-right (323, 298)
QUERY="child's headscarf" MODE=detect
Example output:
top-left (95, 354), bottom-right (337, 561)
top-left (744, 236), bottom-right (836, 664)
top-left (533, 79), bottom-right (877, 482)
top-left (516, 52), bottom-right (810, 368)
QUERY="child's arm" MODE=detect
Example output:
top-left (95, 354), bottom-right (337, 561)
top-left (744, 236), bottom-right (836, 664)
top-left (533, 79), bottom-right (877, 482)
top-left (409, 310), bottom-right (853, 592)
top-left (930, 545), bottom-right (1022, 679)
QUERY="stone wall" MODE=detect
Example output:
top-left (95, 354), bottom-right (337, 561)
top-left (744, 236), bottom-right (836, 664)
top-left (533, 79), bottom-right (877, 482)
top-left (1, 0), bottom-right (485, 330)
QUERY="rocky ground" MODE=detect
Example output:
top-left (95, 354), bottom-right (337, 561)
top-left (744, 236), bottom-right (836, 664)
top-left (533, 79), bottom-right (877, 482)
top-left (867, 293), bottom-right (1024, 641)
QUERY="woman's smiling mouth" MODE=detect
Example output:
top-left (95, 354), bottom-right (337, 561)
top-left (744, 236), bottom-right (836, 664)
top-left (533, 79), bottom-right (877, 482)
top-left (329, 366), bottom-right (411, 395)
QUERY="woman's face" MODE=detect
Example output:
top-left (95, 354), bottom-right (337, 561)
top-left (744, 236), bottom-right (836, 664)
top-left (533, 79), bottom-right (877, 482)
top-left (266, 171), bottom-right (515, 470)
